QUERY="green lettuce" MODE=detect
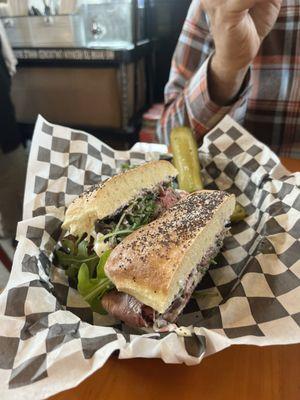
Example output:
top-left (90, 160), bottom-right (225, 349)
top-left (77, 250), bottom-right (114, 313)
top-left (54, 239), bottom-right (114, 312)
top-left (95, 194), bottom-right (157, 250)
top-left (55, 237), bottom-right (99, 287)
top-left (55, 192), bottom-right (159, 313)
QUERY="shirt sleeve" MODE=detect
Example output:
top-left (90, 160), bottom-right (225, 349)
top-left (158, 0), bottom-right (252, 145)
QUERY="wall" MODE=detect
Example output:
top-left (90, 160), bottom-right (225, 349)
top-left (150, 0), bottom-right (192, 101)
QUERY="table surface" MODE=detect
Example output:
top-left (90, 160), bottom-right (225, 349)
top-left (51, 157), bottom-right (300, 400)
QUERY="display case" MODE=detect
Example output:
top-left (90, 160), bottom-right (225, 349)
top-left (2, 1), bottom-right (153, 142)
top-left (1, 0), bottom-right (147, 49)
top-left (83, 0), bottom-right (146, 49)
top-left (2, 14), bottom-right (85, 47)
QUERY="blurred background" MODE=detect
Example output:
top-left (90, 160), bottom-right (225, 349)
top-left (0, 0), bottom-right (192, 280)
top-left (1, 0), bottom-right (192, 148)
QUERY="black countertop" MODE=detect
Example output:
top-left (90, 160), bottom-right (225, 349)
top-left (14, 40), bottom-right (153, 67)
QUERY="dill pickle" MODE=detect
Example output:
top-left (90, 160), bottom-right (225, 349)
top-left (170, 127), bottom-right (204, 193)
top-left (231, 203), bottom-right (248, 223)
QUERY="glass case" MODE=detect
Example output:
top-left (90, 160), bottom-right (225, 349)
top-left (2, 14), bottom-right (85, 47)
top-left (82, 0), bottom-right (146, 49)
top-left (1, 0), bottom-right (147, 49)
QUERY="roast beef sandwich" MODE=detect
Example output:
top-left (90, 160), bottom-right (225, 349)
top-left (62, 160), bottom-right (181, 257)
top-left (58, 160), bottom-right (235, 329)
top-left (102, 190), bottom-right (235, 329)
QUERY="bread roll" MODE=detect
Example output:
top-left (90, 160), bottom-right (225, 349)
top-left (105, 190), bottom-right (236, 313)
top-left (62, 160), bottom-right (178, 237)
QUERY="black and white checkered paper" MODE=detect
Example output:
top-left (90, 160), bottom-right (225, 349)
top-left (0, 115), bottom-right (299, 399)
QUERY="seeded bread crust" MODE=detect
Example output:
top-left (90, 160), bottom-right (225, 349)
top-left (62, 160), bottom-right (178, 237)
top-left (105, 190), bottom-right (236, 313)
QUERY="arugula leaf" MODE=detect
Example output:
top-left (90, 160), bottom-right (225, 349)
top-left (77, 264), bottom-right (107, 313)
top-left (96, 194), bottom-right (157, 250)
top-left (61, 236), bottom-right (77, 254)
top-left (77, 250), bottom-right (114, 313)
top-left (96, 249), bottom-right (113, 280)
top-left (54, 238), bottom-right (99, 286)
top-left (77, 239), bottom-right (90, 258)
top-left (55, 190), bottom-right (159, 308)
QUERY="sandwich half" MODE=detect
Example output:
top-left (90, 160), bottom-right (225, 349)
top-left (61, 160), bottom-right (181, 256)
top-left (102, 190), bottom-right (235, 328)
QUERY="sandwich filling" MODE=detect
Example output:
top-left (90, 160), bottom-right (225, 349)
top-left (56, 183), bottom-right (186, 308)
top-left (101, 227), bottom-right (228, 329)
top-left (93, 185), bottom-right (186, 256)
top-left (57, 178), bottom-right (235, 329)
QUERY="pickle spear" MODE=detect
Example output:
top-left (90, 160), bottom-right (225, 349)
top-left (170, 127), bottom-right (204, 192)
top-left (231, 203), bottom-right (248, 223)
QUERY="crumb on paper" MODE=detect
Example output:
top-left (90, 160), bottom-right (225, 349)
top-left (175, 326), bottom-right (193, 337)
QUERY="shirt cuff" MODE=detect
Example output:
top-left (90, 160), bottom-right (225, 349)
top-left (184, 54), bottom-right (252, 140)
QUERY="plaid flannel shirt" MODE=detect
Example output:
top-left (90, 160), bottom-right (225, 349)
top-left (160, 0), bottom-right (300, 158)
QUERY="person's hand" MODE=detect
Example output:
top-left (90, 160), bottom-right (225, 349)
top-left (201, 0), bottom-right (282, 105)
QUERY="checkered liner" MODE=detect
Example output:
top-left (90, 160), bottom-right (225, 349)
top-left (0, 115), bottom-right (299, 399)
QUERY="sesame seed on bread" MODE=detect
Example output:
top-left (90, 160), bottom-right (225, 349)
top-left (62, 160), bottom-right (178, 237)
top-left (104, 190), bottom-right (236, 313)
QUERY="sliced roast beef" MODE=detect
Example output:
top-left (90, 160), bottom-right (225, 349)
top-left (160, 228), bottom-right (228, 322)
top-left (157, 187), bottom-right (182, 209)
top-left (101, 228), bottom-right (228, 328)
top-left (155, 187), bottom-right (188, 218)
top-left (101, 290), bottom-right (154, 328)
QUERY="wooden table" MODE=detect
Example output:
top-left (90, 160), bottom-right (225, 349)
top-left (51, 158), bottom-right (300, 400)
